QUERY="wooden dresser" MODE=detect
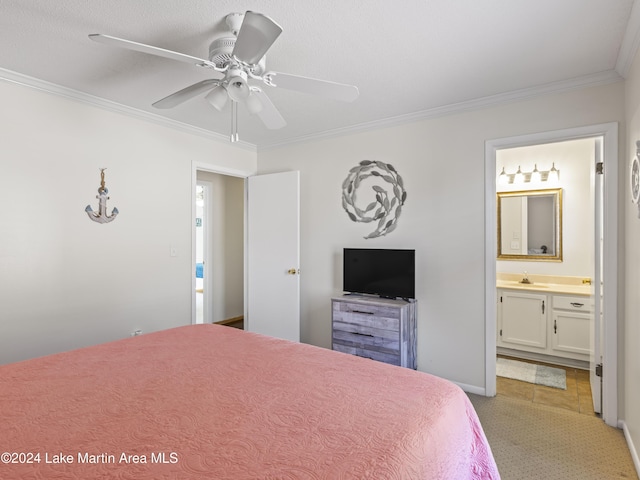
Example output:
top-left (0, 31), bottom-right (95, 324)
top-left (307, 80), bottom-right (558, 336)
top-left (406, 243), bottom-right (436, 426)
top-left (331, 295), bottom-right (417, 369)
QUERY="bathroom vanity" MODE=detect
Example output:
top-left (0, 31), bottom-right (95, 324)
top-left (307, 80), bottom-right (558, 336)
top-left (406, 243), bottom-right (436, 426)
top-left (496, 274), bottom-right (593, 366)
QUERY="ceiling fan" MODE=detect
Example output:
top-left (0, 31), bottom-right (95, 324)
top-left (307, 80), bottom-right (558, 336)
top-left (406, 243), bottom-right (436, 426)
top-left (89, 11), bottom-right (359, 142)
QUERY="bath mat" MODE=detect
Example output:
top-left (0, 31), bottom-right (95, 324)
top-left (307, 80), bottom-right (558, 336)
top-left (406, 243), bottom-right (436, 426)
top-left (497, 357), bottom-right (567, 390)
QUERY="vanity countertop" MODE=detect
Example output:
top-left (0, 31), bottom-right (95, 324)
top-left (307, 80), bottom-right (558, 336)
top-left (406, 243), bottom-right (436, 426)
top-left (496, 273), bottom-right (592, 296)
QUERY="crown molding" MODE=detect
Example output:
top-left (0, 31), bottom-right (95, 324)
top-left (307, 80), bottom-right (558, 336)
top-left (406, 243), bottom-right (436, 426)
top-left (616, 0), bottom-right (640, 78)
top-left (1, 67), bottom-right (622, 153)
top-left (0, 68), bottom-right (257, 152)
top-left (257, 70), bottom-right (623, 151)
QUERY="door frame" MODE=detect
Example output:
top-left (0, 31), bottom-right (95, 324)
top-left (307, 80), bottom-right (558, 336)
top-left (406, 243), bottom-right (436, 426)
top-left (191, 161), bottom-right (252, 325)
top-left (484, 122), bottom-right (618, 427)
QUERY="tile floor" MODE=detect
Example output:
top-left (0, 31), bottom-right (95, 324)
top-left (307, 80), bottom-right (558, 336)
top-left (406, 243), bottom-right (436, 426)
top-left (496, 355), bottom-right (596, 416)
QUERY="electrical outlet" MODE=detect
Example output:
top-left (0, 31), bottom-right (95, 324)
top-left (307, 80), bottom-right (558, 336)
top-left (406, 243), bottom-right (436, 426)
top-left (131, 329), bottom-right (142, 336)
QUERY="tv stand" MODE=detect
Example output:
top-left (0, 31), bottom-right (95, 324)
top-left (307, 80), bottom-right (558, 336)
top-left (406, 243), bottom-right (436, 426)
top-left (331, 295), bottom-right (417, 369)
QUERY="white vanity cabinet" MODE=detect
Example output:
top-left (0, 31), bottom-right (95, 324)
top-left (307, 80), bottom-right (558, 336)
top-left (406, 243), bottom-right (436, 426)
top-left (497, 287), bottom-right (592, 363)
top-left (497, 290), bottom-right (547, 352)
top-left (550, 295), bottom-right (592, 360)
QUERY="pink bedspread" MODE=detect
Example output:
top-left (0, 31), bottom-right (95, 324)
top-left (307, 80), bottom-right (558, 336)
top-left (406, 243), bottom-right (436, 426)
top-left (0, 324), bottom-right (499, 479)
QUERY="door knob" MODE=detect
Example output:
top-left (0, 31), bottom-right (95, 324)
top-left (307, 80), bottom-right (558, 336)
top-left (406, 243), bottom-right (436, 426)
top-left (287, 268), bottom-right (299, 275)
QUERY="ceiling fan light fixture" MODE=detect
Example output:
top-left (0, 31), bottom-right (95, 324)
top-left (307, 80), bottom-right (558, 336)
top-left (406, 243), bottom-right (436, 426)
top-left (226, 69), bottom-right (250, 102)
top-left (205, 85), bottom-right (228, 111)
top-left (246, 88), bottom-right (263, 114)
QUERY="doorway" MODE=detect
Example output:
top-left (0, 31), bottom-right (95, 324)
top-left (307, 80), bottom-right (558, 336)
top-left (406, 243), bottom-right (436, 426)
top-left (191, 161), bottom-right (301, 342)
top-left (194, 170), bottom-right (245, 326)
top-left (195, 182), bottom-right (209, 324)
top-left (485, 123), bottom-right (618, 427)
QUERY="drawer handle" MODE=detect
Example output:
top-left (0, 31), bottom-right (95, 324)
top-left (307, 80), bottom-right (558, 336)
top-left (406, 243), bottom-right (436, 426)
top-left (351, 310), bottom-right (374, 315)
top-left (570, 302), bottom-right (584, 308)
top-left (353, 332), bottom-right (374, 337)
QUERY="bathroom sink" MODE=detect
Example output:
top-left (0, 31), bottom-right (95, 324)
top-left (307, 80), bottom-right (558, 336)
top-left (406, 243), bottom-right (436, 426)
top-left (498, 280), bottom-right (548, 288)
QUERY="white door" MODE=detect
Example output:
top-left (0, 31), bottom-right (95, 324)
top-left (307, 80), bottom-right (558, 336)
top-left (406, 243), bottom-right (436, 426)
top-left (246, 171), bottom-right (300, 341)
top-left (591, 140), bottom-right (604, 413)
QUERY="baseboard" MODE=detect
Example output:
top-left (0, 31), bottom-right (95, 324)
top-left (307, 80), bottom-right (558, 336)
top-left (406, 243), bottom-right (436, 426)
top-left (621, 420), bottom-right (640, 478)
top-left (455, 381), bottom-right (487, 396)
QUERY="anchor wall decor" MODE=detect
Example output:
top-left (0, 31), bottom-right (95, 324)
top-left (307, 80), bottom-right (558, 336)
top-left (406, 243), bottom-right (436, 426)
top-left (85, 168), bottom-right (119, 224)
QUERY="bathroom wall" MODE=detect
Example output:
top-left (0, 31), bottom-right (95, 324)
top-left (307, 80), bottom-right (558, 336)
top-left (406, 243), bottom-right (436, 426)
top-left (496, 138), bottom-right (595, 277)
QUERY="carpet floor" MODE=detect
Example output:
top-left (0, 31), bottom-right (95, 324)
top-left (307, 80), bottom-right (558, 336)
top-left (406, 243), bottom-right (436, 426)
top-left (468, 393), bottom-right (638, 480)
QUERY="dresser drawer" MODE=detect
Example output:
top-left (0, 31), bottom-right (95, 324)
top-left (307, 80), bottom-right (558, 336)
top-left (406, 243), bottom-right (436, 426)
top-left (332, 327), bottom-right (400, 352)
top-left (333, 300), bottom-right (401, 319)
top-left (553, 295), bottom-right (592, 312)
top-left (333, 343), bottom-right (401, 366)
top-left (332, 310), bottom-right (400, 331)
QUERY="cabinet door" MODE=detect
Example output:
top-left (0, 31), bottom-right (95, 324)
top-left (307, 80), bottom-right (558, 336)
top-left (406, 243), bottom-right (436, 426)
top-left (551, 311), bottom-right (591, 356)
top-left (499, 291), bottom-right (547, 350)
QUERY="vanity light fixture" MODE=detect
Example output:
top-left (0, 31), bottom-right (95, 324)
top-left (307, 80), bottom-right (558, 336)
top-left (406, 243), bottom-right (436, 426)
top-left (497, 163), bottom-right (561, 185)
top-left (498, 167), bottom-right (509, 186)
top-left (548, 162), bottom-right (559, 183)
top-left (514, 166), bottom-right (524, 184)
top-left (531, 164), bottom-right (541, 183)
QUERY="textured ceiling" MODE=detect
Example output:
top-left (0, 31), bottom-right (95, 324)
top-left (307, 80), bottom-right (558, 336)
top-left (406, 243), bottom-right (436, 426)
top-left (0, 0), bottom-right (637, 148)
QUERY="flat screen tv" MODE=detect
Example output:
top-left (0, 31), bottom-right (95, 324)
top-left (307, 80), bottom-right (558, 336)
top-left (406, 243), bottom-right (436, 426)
top-left (343, 248), bottom-right (415, 299)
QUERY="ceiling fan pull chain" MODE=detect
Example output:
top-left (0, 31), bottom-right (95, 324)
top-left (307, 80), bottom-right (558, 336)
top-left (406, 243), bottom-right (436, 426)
top-left (231, 101), bottom-right (239, 142)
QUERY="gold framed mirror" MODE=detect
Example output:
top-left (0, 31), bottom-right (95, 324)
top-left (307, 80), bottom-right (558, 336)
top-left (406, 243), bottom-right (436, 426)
top-left (497, 188), bottom-right (562, 261)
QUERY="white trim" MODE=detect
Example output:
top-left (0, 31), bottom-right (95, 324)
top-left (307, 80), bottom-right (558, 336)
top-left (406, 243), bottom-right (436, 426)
top-left (454, 382), bottom-right (486, 397)
top-left (616, 0), bottom-right (640, 78)
top-left (484, 123), bottom-right (618, 428)
top-left (257, 71), bottom-right (622, 151)
top-left (484, 141), bottom-right (498, 397)
top-left (0, 68), bottom-right (256, 152)
top-left (622, 420), bottom-right (640, 478)
top-left (1, 66), bottom-right (621, 152)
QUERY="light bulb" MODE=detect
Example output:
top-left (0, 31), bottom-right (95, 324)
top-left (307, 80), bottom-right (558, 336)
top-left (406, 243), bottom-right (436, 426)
top-left (498, 167), bottom-right (508, 186)
top-left (205, 85), bottom-right (228, 111)
top-left (531, 164), bottom-right (541, 183)
top-left (548, 163), bottom-right (559, 183)
top-left (226, 69), bottom-right (250, 102)
top-left (515, 166), bottom-right (524, 184)
top-left (246, 89), bottom-right (263, 114)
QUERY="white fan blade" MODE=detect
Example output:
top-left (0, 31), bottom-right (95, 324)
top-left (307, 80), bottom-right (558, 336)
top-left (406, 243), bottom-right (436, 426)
top-left (152, 79), bottom-right (221, 109)
top-left (231, 11), bottom-right (282, 65)
top-left (251, 88), bottom-right (286, 130)
top-left (264, 72), bottom-right (359, 102)
top-left (89, 34), bottom-right (215, 68)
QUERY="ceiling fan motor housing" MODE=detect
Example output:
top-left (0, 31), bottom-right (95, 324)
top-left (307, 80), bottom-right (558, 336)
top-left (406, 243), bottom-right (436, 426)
top-left (209, 36), bottom-right (266, 74)
top-left (208, 37), bottom-right (235, 67)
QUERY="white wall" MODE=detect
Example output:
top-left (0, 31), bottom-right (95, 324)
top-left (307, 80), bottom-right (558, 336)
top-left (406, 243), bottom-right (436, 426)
top-left (624, 40), bottom-right (640, 470)
top-left (496, 138), bottom-right (595, 277)
top-left (257, 81), bottom-right (624, 390)
top-left (0, 80), bottom-right (256, 364)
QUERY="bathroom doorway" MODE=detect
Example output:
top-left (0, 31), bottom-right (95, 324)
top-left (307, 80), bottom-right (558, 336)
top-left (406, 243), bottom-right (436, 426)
top-left (485, 123), bottom-right (618, 427)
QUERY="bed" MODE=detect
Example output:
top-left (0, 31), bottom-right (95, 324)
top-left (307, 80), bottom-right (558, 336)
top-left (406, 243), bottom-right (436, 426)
top-left (0, 324), bottom-right (499, 479)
